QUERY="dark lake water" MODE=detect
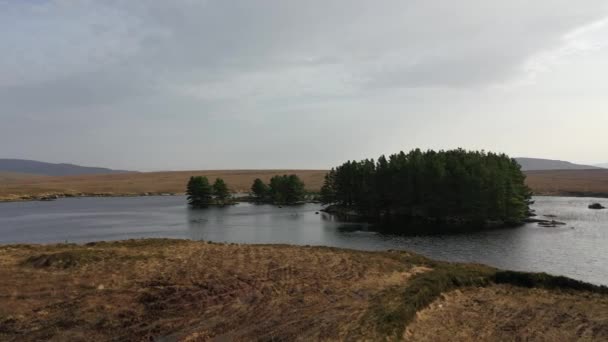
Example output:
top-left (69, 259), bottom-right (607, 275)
top-left (0, 196), bottom-right (606, 285)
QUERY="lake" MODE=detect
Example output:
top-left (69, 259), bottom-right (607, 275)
top-left (0, 196), bottom-right (606, 285)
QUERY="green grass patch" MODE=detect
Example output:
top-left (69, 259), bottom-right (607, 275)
top-left (357, 262), bottom-right (494, 339)
top-left (493, 270), bottom-right (608, 294)
top-left (358, 253), bottom-right (608, 340)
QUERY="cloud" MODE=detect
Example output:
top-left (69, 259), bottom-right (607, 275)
top-left (523, 16), bottom-right (608, 79)
top-left (2, 0), bottom-right (608, 168)
top-left (3, 0), bottom-right (608, 107)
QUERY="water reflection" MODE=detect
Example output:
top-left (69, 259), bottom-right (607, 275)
top-left (0, 196), bottom-right (606, 285)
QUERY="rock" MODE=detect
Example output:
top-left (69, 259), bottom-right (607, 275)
top-left (538, 220), bottom-right (567, 228)
top-left (524, 217), bottom-right (567, 227)
top-left (588, 203), bottom-right (606, 210)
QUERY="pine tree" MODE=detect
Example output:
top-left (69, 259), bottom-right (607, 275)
top-left (213, 178), bottom-right (230, 205)
top-left (321, 149), bottom-right (531, 229)
top-left (186, 176), bottom-right (212, 208)
top-left (268, 174), bottom-right (306, 204)
top-left (251, 178), bottom-right (269, 202)
top-left (285, 174), bottom-right (305, 204)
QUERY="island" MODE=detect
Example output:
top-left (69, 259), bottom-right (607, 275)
top-left (320, 149), bottom-right (533, 232)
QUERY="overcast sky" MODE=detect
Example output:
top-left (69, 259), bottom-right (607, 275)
top-left (1, 0), bottom-right (607, 171)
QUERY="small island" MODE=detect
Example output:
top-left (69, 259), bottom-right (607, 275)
top-left (249, 174), bottom-right (306, 205)
top-left (186, 174), bottom-right (309, 208)
top-left (320, 149), bottom-right (533, 232)
top-left (186, 176), bottom-right (235, 207)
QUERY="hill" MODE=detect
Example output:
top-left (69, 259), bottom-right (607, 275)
top-left (595, 163), bottom-right (608, 168)
top-left (515, 157), bottom-right (600, 171)
top-left (1, 239), bottom-right (606, 341)
top-left (0, 159), bottom-right (133, 176)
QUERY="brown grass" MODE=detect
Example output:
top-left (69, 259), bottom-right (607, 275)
top-left (2, 168), bottom-right (608, 201)
top-left (405, 285), bottom-right (608, 341)
top-left (0, 172), bottom-right (47, 183)
top-left (0, 240), bottom-right (422, 341)
top-left (525, 169), bottom-right (608, 197)
top-left (0, 240), bottom-right (606, 341)
top-left (0, 170), bottom-right (327, 201)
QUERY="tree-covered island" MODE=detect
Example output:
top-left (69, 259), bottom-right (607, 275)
top-left (186, 176), bottom-right (235, 208)
top-left (320, 149), bottom-right (533, 231)
top-left (250, 174), bottom-right (306, 205)
top-left (186, 174), bottom-right (308, 207)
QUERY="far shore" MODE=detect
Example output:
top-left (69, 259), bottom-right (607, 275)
top-left (2, 190), bottom-right (608, 204)
top-left (2, 168), bottom-right (608, 202)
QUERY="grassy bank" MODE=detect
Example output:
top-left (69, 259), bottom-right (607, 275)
top-left (1, 239), bottom-right (607, 341)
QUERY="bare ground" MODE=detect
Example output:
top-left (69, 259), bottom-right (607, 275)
top-left (0, 239), bottom-right (606, 341)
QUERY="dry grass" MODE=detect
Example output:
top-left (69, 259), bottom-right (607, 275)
top-left (405, 285), bottom-right (608, 341)
top-left (2, 169), bottom-right (608, 201)
top-left (0, 240), bottom-right (421, 341)
top-left (0, 172), bottom-right (46, 183)
top-left (525, 169), bottom-right (608, 197)
top-left (1, 239), bottom-right (607, 341)
top-left (0, 169), bottom-right (327, 201)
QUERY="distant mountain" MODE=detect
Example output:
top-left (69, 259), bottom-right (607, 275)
top-left (515, 157), bottom-right (601, 171)
top-left (0, 159), bottom-right (134, 176)
top-left (594, 163), bottom-right (608, 169)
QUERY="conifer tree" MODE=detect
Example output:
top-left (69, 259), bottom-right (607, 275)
top-left (213, 178), bottom-right (230, 205)
top-left (186, 176), bottom-right (212, 208)
top-left (321, 149), bottom-right (532, 229)
top-left (251, 178), bottom-right (269, 202)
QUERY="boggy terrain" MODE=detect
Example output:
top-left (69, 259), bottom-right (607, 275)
top-left (2, 169), bottom-right (608, 202)
top-left (0, 170), bottom-right (327, 202)
top-left (1, 239), bottom-right (607, 341)
top-left (525, 169), bottom-right (608, 197)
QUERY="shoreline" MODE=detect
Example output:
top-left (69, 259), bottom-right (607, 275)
top-left (2, 190), bottom-right (608, 204)
top-left (0, 192), bottom-right (322, 204)
top-left (0, 192), bottom-right (182, 203)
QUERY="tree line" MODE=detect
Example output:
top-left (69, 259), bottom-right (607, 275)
top-left (186, 176), bottom-right (231, 208)
top-left (187, 174), bottom-right (307, 207)
top-left (320, 149), bottom-right (532, 228)
top-left (250, 175), bottom-right (306, 204)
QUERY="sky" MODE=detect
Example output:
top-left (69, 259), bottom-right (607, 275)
top-left (1, 0), bottom-right (608, 171)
